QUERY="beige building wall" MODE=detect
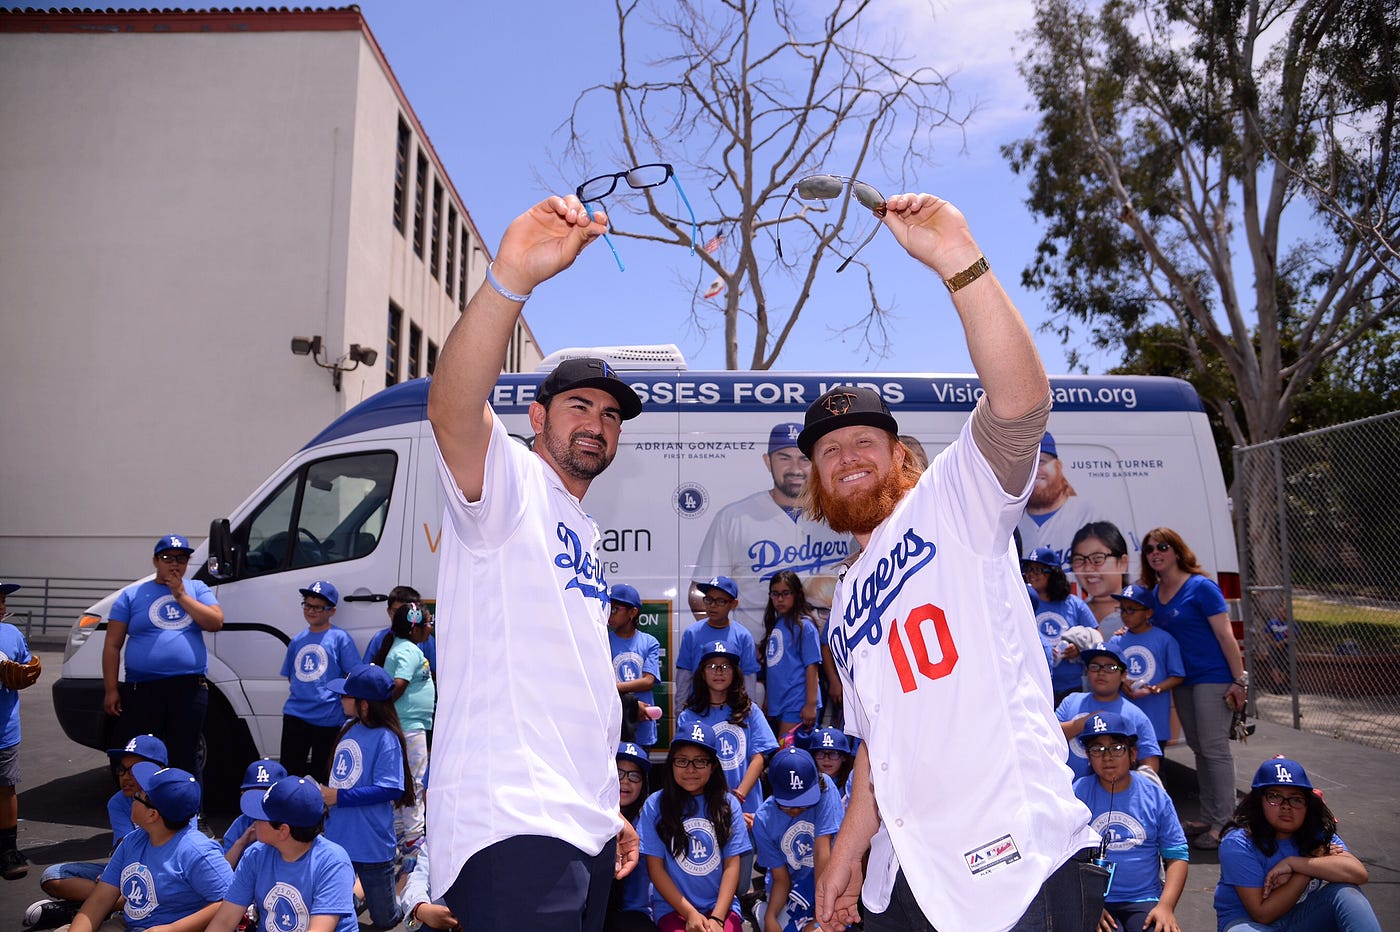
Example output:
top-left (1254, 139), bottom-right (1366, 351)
top-left (0, 9), bottom-right (540, 584)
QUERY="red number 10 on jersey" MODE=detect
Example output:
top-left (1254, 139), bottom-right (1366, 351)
top-left (888, 603), bottom-right (958, 692)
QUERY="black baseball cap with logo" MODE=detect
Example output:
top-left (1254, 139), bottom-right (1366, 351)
top-left (536, 357), bottom-right (643, 421)
top-left (798, 386), bottom-right (899, 456)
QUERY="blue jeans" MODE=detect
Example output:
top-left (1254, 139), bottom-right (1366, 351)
top-left (864, 850), bottom-right (1109, 932)
top-left (1223, 883), bottom-right (1381, 932)
top-left (354, 859), bottom-right (403, 929)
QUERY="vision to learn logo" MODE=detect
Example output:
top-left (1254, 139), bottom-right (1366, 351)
top-left (554, 523), bottom-right (608, 605)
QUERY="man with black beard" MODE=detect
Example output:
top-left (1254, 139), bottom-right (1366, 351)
top-left (1016, 432), bottom-right (1105, 565)
top-left (808, 192), bottom-right (1103, 932)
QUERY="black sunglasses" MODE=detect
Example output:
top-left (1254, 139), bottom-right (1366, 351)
top-left (776, 173), bottom-right (887, 273)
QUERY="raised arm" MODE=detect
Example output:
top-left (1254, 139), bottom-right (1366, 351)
top-left (880, 194), bottom-right (1050, 419)
top-left (427, 195), bottom-right (608, 501)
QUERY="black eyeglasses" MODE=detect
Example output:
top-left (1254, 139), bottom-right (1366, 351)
top-left (1086, 743), bottom-right (1130, 758)
top-left (1086, 662), bottom-right (1124, 673)
top-left (157, 553), bottom-right (191, 565)
top-left (617, 769), bottom-right (646, 784)
top-left (672, 757), bottom-right (714, 771)
top-left (132, 792), bottom-right (155, 808)
top-left (1144, 542), bottom-right (1174, 553)
top-left (776, 173), bottom-right (887, 273)
top-left (576, 163), bottom-right (698, 272)
top-left (301, 602), bottom-right (332, 614)
top-left (1069, 552), bottom-right (1118, 569)
top-left (1262, 791), bottom-right (1308, 809)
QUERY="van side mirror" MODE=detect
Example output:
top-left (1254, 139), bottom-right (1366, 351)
top-left (207, 518), bottom-right (242, 582)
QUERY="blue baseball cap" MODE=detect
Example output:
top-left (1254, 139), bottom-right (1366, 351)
top-left (809, 727), bottom-right (852, 756)
top-left (1041, 432), bottom-right (1058, 458)
top-left (241, 758), bottom-right (288, 791)
top-left (298, 580), bottom-right (339, 607)
top-left (132, 763), bottom-right (202, 821)
top-left (609, 583), bottom-right (642, 610)
top-left (241, 776), bottom-right (326, 828)
top-left (1081, 645), bottom-right (1129, 669)
top-left (153, 534), bottom-right (194, 556)
top-left (672, 720), bottom-right (717, 754)
top-left (0, 582), bottom-right (20, 597)
top-left (1022, 547), bottom-right (1061, 570)
top-left (767, 422), bottom-right (804, 454)
top-left (617, 741), bottom-right (651, 774)
top-left (107, 734), bottom-right (170, 767)
top-left (1111, 584), bottom-right (1154, 608)
top-left (769, 747), bottom-right (822, 807)
top-left (326, 664), bottom-right (394, 701)
top-left (1251, 757), bottom-right (1313, 791)
top-left (697, 640), bottom-right (742, 672)
top-left (697, 576), bottom-right (739, 600)
top-left (1078, 711), bottom-right (1138, 746)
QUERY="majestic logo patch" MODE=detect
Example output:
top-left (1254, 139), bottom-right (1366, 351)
top-left (963, 834), bottom-right (1021, 877)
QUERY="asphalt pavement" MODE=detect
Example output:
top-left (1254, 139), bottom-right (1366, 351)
top-left (4, 649), bottom-right (1397, 930)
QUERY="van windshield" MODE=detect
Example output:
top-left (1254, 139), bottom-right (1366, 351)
top-left (237, 450), bottom-right (397, 578)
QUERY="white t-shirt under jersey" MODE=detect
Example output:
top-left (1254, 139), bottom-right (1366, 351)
top-left (427, 413), bottom-right (624, 898)
top-left (830, 414), bottom-right (1098, 931)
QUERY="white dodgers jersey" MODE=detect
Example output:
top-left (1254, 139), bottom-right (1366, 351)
top-left (829, 417), bottom-right (1097, 931)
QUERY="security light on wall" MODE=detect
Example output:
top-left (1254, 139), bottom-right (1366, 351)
top-left (290, 335), bottom-right (378, 391)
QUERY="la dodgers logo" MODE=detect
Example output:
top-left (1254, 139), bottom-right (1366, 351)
top-left (614, 651), bottom-right (644, 682)
top-left (554, 523), bottom-right (609, 605)
top-left (1122, 645), bottom-right (1157, 682)
top-left (1092, 716), bottom-right (1110, 733)
top-left (1090, 812), bottom-right (1147, 852)
top-left (713, 723), bottom-right (745, 772)
top-left (120, 863), bottom-right (159, 919)
top-left (679, 816), bottom-right (721, 876)
top-left (780, 819), bottom-right (816, 870)
top-left (1274, 763), bottom-right (1294, 783)
top-left (329, 739), bottom-right (364, 789)
top-left (688, 722), bottom-right (707, 743)
top-left (294, 644), bottom-right (329, 682)
top-left (838, 529), bottom-right (937, 652)
top-left (252, 764), bottom-right (274, 786)
top-left (263, 882), bottom-right (310, 932)
top-left (1036, 610), bottom-right (1069, 643)
top-left (147, 594), bottom-right (191, 631)
top-left (766, 629), bottom-right (786, 666)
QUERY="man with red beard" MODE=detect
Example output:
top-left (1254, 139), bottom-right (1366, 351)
top-left (1016, 432), bottom-right (1105, 565)
top-left (808, 193), bottom-right (1103, 932)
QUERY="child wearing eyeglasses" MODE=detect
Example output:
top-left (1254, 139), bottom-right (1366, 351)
top-left (606, 742), bottom-right (655, 932)
top-left (1074, 712), bottom-right (1188, 932)
top-left (674, 577), bottom-right (761, 706)
top-left (751, 748), bottom-right (843, 932)
top-left (760, 571), bottom-right (823, 736)
top-left (1057, 645), bottom-right (1161, 779)
top-left (1105, 585), bottom-right (1184, 750)
top-left (807, 726), bottom-right (855, 807)
top-left (281, 580), bottom-right (361, 784)
top-left (639, 723), bottom-right (751, 932)
top-left (1215, 757), bottom-right (1380, 931)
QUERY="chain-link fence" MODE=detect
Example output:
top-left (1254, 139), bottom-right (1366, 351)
top-left (1234, 410), bottom-right (1400, 754)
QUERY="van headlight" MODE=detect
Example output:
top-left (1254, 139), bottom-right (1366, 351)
top-left (63, 613), bottom-right (103, 663)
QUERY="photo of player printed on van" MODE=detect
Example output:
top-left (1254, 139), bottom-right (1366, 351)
top-left (689, 422), bottom-right (853, 646)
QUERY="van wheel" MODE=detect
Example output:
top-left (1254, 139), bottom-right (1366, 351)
top-left (200, 687), bottom-right (258, 813)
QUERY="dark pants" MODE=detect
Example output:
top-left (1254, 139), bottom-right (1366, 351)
top-left (118, 674), bottom-right (208, 783)
top-left (279, 714), bottom-right (340, 783)
top-left (444, 835), bottom-right (616, 932)
top-left (863, 849), bottom-right (1109, 932)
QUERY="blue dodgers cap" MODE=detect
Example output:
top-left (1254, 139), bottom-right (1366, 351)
top-left (0, 582), bottom-right (20, 597)
top-left (1077, 711), bottom-right (1138, 746)
top-left (132, 763), bottom-right (202, 822)
top-left (617, 741), bottom-right (652, 774)
top-left (697, 640), bottom-right (742, 672)
top-left (107, 734), bottom-right (170, 767)
top-left (1041, 432), bottom-right (1058, 458)
top-left (798, 386), bottom-right (899, 458)
top-left (298, 580), bottom-right (339, 607)
top-left (1110, 584), bottom-right (1154, 607)
top-left (1023, 547), bottom-right (1062, 570)
top-left (697, 576), bottom-right (739, 600)
top-left (1081, 644), bottom-right (1129, 669)
top-left (809, 727), bottom-right (852, 756)
top-left (1251, 757), bottom-right (1313, 791)
top-left (326, 664), bottom-right (394, 701)
top-left (241, 758), bottom-right (288, 791)
top-left (769, 747), bottom-right (822, 807)
top-left (672, 719), bottom-right (717, 754)
top-left (767, 422), bottom-right (804, 454)
top-left (536, 357), bottom-right (643, 420)
top-left (241, 776), bottom-right (327, 828)
top-left (153, 534), bottom-right (194, 556)
top-left (609, 583), bottom-right (642, 610)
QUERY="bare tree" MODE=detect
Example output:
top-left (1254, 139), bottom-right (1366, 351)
top-left (563, 0), bottom-right (966, 369)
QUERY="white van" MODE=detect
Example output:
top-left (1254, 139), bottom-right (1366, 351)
top-left (54, 356), bottom-right (1236, 798)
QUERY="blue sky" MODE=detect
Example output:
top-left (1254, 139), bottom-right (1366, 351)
top-left (350, 0), bottom-right (1119, 376)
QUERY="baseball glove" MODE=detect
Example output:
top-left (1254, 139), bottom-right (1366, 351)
top-left (0, 655), bottom-right (41, 690)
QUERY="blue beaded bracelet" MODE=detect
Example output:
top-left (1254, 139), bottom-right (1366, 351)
top-left (485, 263), bottom-right (531, 303)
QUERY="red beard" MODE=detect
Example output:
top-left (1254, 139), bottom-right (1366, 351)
top-left (1029, 464), bottom-right (1071, 511)
top-left (813, 462), bottom-right (918, 535)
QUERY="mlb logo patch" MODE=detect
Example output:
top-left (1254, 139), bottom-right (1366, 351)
top-left (963, 834), bottom-right (1022, 877)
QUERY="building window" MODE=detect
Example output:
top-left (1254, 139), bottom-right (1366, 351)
top-left (393, 118), bottom-right (410, 233)
top-left (386, 302), bottom-right (403, 388)
top-left (426, 339), bottom-right (439, 376)
top-left (408, 322), bottom-right (423, 378)
top-left (458, 226), bottom-right (469, 311)
top-left (446, 205), bottom-right (458, 298)
top-left (430, 181), bottom-right (443, 280)
top-left (413, 151), bottom-right (428, 259)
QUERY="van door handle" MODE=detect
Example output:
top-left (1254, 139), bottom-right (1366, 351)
top-left (343, 593), bottom-right (388, 603)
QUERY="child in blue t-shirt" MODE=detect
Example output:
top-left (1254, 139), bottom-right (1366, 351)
top-left (281, 581), bottom-right (361, 784)
top-left (609, 583), bottom-right (663, 748)
top-left (221, 758), bottom-right (288, 867)
top-left (1057, 646), bottom-right (1162, 779)
top-left (675, 576), bottom-right (761, 704)
top-left (205, 774), bottom-right (358, 932)
top-left (639, 722), bottom-right (752, 932)
top-left (1073, 712), bottom-right (1188, 932)
top-left (370, 602), bottom-right (436, 859)
top-left (0, 581), bottom-right (40, 881)
top-left (1023, 548), bottom-right (1100, 701)
top-left (607, 742), bottom-right (655, 930)
top-left (752, 748), bottom-right (844, 932)
top-left (807, 726), bottom-right (855, 808)
top-left (322, 665), bottom-right (413, 930)
top-left (760, 572), bottom-right (823, 735)
top-left (1106, 584), bottom-right (1185, 748)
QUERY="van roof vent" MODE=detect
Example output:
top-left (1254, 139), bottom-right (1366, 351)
top-left (536, 344), bottom-right (689, 372)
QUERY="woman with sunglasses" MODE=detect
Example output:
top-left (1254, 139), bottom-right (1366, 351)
top-left (1140, 527), bottom-right (1247, 851)
top-left (1214, 757), bottom-right (1380, 931)
top-left (606, 742), bottom-right (656, 932)
top-left (639, 722), bottom-right (751, 932)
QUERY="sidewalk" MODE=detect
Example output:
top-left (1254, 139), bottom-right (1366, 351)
top-left (1163, 724), bottom-right (1400, 929)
